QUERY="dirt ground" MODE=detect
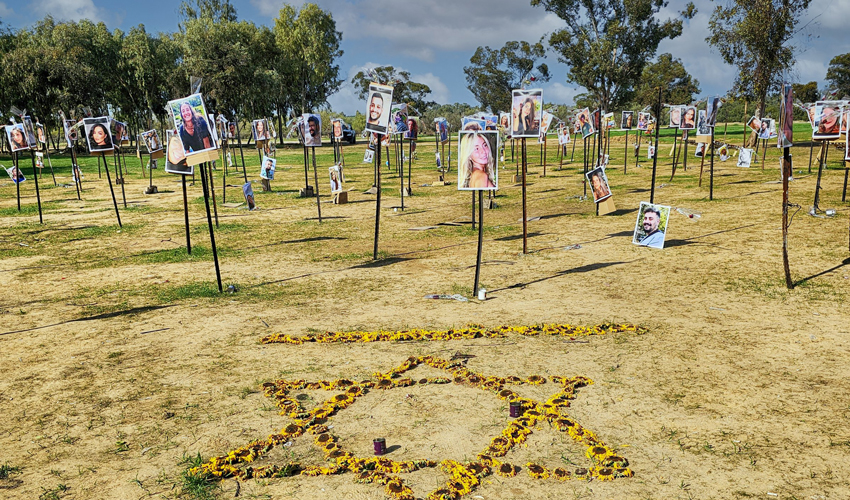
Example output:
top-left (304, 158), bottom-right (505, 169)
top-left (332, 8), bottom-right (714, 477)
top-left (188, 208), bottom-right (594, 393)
top-left (1, 129), bottom-right (850, 500)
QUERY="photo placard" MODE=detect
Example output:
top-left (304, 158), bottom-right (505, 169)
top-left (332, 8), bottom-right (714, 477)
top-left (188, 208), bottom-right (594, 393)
top-left (332, 119), bottom-right (344, 140)
top-left (260, 156), bottom-right (276, 180)
top-left (83, 116), bottom-right (114, 152)
top-left (6, 123), bottom-right (30, 152)
top-left (668, 106), bottom-right (682, 128)
top-left (511, 88), bottom-right (543, 138)
top-left (329, 165), bottom-right (343, 193)
top-left (737, 148), bottom-right (753, 168)
top-left (141, 129), bottom-right (162, 153)
top-left (680, 107), bottom-right (696, 130)
top-left (576, 108), bottom-right (595, 139)
top-left (457, 130), bottom-right (498, 191)
top-left (364, 82), bottom-right (394, 135)
top-left (4, 164), bottom-right (25, 183)
top-left (633, 202), bottom-right (671, 249)
top-left (164, 130), bottom-right (193, 175)
top-left (586, 166), bottom-right (612, 203)
top-left (621, 111), bottom-right (634, 130)
top-left (166, 93), bottom-right (218, 157)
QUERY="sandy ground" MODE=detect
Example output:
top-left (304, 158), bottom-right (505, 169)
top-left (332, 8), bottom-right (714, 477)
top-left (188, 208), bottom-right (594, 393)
top-left (1, 132), bottom-right (850, 500)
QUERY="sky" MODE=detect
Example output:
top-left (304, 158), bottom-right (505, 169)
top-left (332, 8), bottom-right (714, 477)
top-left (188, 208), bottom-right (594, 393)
top-left (4, 0), bottom-right (850, 115)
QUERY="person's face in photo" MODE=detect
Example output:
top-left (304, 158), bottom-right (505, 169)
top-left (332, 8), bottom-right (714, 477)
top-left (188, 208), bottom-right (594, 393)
top-left (471, 135), bottom-right (490, 167)
top-left (308, 118), bottom-right (319, 137)
top-left (369, 94), bottom-right (383, 122)
top-left (10, 128), bottom-right (25, 147)
top-left (683, 108), bottom-right (695, 123)
top-left (522, 99), bottom-right (533, 118)
top-left (92, 124), bottom-right (108, 146)
top-left (333, 122), bottom-right (342, 137)
top-left (256, 121), bottom-right (265, 137)
top-left (180, 103), bottom-right (194, 123)
top-left (821, 108), bottom-right (839, 131)
top-left (592, 174), bottom-right (604, 194)
top-left (643, 210), bottom-right (660, 234)
top-left (671, 108), bottom-right (680, 124)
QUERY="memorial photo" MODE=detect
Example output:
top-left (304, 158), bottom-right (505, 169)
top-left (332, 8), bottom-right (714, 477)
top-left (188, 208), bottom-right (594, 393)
top-left (167, 94), bottom-right (217, 156)
top-left (457, 130), bottom-right (498, 191)
top-left (633, 202), bottom-right (670, 249)
top-left (364, 82), bottom-right (394, 135)
top-left (586, 166), bottom-right (611, 202)
top-left (511, 88), bottom-right (542, 138)
top-left (6, 123), bottom-right (29, 152)
top-left (329, 165), bottom-right (343, 193)
top-left (164, 130), bottom-right (193, 175)
top-left (260, 156), bottom-right (276, 180)
top-left (303, 114), bottom-right (322, 147)
top-left (83, 116), bottom-right (114, 152)
top-left (621, 111), bottom-right (634, 130)
top-left (141, 130), bottom-right (162, 153)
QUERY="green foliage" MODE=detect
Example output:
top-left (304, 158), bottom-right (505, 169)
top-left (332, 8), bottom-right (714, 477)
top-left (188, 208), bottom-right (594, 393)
top-left (350, 65), bottom-right (435, 113)
top-left (0, 463), bottom-right (22, 479)
top-left (179, 452), bottom-right (218, 500)
top-left (463, 40), bottom-right (550, 113)
top-left (825, 53), bottom-right (850, 99)
top-left (421, 102), bottom-right (479, 132)
top-left (792, 81), bottom-right (819, 104)
top-left (531, 0), bottom-right (695, 111)
top-left (634, 53), bottom-right (700, 116)
top-left (706, 0), bottom-right (813, 116)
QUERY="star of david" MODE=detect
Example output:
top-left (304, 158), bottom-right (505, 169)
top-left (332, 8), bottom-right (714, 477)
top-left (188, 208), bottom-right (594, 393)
top-left (192, 355), bottom-right (633, 500)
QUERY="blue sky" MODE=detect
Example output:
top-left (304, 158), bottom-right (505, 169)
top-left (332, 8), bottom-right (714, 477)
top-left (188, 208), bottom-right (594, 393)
top-left (4, 0), bottom-right (849, 114)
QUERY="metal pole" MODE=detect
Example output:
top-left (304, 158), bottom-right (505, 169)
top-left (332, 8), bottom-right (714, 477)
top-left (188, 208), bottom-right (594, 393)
top-left (373, 134), bottom-right (382, 259)
top-left (182, 175), bottom-right (191, 255)
top-left (312, 146), bottom-right (322, 222)
top-left (199, 162), bottom-right (223, 292)
top-left (30, 151), bottom-right (43, 223)
top-left (473, 189), bottom-right (484, 296)
top-left (650, 87), bottom-right (662, 204)
top-left (521, 138), bottom-right (528, 254)
top-left (103, 153), bottom-right (122, 227)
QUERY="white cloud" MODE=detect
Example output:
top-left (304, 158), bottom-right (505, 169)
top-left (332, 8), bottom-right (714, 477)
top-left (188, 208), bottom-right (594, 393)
top-left (543, 82), bottom-right (582, 105)
top-left (32, 0), bottom-right (106, 22)
top-left (410, 72), bottom-right (449, 103)
top-left (327, 62), bottom-right (450, 114)
top-left (0, 2), bottom-right (13, 17)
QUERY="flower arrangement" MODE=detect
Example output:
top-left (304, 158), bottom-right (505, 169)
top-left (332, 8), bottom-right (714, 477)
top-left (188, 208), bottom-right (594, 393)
top-left (189, 349), bottom-right (634, 499)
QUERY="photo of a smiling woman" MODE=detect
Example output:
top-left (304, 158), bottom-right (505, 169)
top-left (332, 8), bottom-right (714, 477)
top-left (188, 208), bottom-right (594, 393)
top-left (6, 124), bottom-right (29, 152)
top-left (167, 94), bottom-right (217, 156)
top-left (457, 130), bottom-right (498, 190)
top-left (83, 117), bottom-right (114, 152)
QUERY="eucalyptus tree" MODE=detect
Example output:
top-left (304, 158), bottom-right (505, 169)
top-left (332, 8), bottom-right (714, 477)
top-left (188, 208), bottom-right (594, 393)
top-left (463, 40), bottom-right (550, 113)
top-left (530, 0), bottom-right (695, 111)
top-left (350, 65), bottom-right (434, 113)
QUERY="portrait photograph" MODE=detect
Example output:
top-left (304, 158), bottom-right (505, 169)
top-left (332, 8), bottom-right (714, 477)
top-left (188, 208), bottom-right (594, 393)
top-left (329, 165), bottom-right (343, 193)
top-left (332, 119), bottom-right (343, 140)
top-left (668, 106), bottom-right (682, 128)
top-left (483, 114), bottom-right (498, 131)
top-left (302, 113), bottom-right (322, 147)
top-left (253, 119), bottom-right (271, 142)
top-left (807, 106), bottom-right (817, 129)
top-left (812, 102), bottom-right (842, 140)
top-left (167, 93), bottom-right (218, 156)
top-left (462, 117), bottom-right (486, 131)
top-left (694, 142), bottom-right (705, 158)
top-left (267, 119), bottom-right (276, 139)
top-left (558, 123), bottom-right (570, 145)
top-left (242, 182), bottom-right (256, 211)
top-left (576, 107), bottom-right (595, 139)
top-left (647, 144), bottom-right (655, 159)
top-left (164, 129), bottom-right (193, 176)
top-left (540, 111), bottom-right (555, 135)
top-left (737, 148), bottom-right (753, 168)
top-left (363, 149), bottom-right (374, 163)
top-left (5, 165), bottom-right (25, 183)
top-left (260, 156), bottom-right (276, 180)
top-left (83, 116), bottom-right (114, 153)
top-left (680, 106), bottom-right (696, 130)
top-left (112, 120), bottom-right (128, 142)
top-left (718, 144), bottom-right (730, 161)
top-left (404, 116), bottom-right (420, 140)
top-left (621, 111), bottom-right (634, 130)
top-left (436, 118), bottom-right (449, 143)
top-left (35, 152), bottom-right (44, 169)
top-left (586, 166), bottom-right (612, 203)
top-left (758, 118), bottom-right (776, 140)
top-left (6, 123), bottom-right (30, 152)
top-left (747, 116), bottom-right (762, 133)
top-left (510, 88), bottom-right (543, 138)
top-left (391, 103), bottom-right (408, 134)
top-left (633, 202), bottom-right (671, 249)
top-left (499, 112), bottom-right (510, 132)
top-left (63, 119), bottom-right (78, 144)
top-left (637, 112), bottom-right (650, 131)
top-left (22, 116), bottom-right (37, 148)
top-left (36, 123), bottom-right (46, 144)
top-left (364, 82), bottom-right (394, 135)
top-left (697, 110), bottom-right (711, 137)
top-left (457, 130), bottom-right (498, 191)
top-left (227, 122), bottom-right (237, 139)
top-left (141, 130), bottom-right (162, 153)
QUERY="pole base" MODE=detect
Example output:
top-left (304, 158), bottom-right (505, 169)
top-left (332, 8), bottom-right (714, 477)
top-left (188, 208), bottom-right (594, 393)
top-left (299, 186), bottom-right (314, 197)
top-left (144, 185), bottom-right (158, 194)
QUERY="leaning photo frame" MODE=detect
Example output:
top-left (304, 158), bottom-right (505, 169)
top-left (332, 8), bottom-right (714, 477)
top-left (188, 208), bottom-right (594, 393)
top-left (166, 93), bottom-right (218, 157)
top-left (164, 129), bottom-right (193, 175)
top-left (633, 202), bottom-right (671, 249)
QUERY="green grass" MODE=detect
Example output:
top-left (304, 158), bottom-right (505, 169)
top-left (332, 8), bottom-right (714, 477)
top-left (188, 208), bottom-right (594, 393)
top-left (0, 463), bottom-right (22, 479)
top-left (178, 453), bottom-right (218, 500)
top-left (155, 281), bottom-right (224, 303)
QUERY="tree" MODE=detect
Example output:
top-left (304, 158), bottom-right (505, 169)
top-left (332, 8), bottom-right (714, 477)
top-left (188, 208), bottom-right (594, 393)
top-left (707, 0), bottom-right (813, 118)
top-left (530, 0), bottom-right (694, 112)
top-left (274, 3), bottom-right (343, 114)
top-left (825, 53), bottom-right (850, 98)
top-left (634, 53), bottom-right (700, 116)
top-left (463, 40), bottom-right (550, 113)
top-left (791, 81), bottom-right (818, 104)
top-left (350, 66), bottom-right (435, 114)
top-left (178, 0), bottom-right (237, 31)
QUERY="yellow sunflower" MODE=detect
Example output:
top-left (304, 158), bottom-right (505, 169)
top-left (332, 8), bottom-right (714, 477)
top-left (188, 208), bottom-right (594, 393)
top-left (496, 463), bottom-right (518, 477)
top-left (553, 467), bottom-right (571, 481)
